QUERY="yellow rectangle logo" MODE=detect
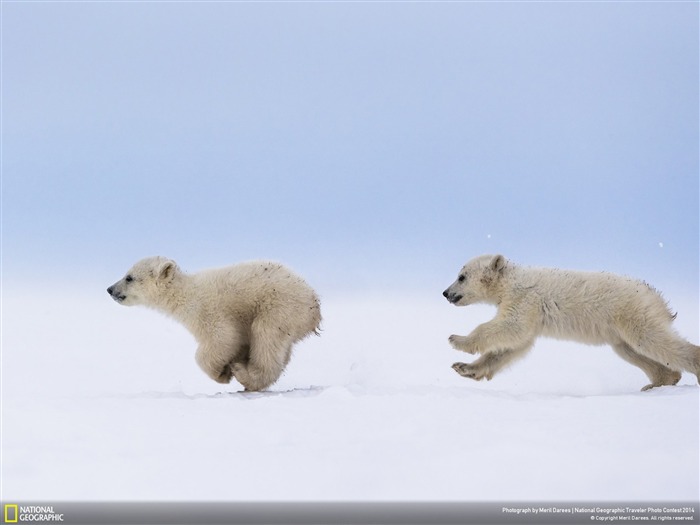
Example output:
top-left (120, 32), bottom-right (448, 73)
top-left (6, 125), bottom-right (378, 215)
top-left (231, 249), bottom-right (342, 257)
top-left (4, 504), bottom-right (18, 523)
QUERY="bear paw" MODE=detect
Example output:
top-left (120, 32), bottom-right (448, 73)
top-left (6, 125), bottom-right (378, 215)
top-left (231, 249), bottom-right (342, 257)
top-left (452, 362), bottom-right (487, 381)
top-left (453, 362), bottom-right (474, 377)
top-left (449, 335), bottom-right (478, 354)
top-left (215, 364), bottom-right (233, 384)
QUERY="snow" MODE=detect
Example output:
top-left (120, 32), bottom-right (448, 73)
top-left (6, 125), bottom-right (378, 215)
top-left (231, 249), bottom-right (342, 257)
top-left (2, 283), bottom-right (698, 502)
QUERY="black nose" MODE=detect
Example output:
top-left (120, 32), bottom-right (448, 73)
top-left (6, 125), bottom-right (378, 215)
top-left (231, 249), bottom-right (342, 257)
top-left (442, 290), bottom-right (449, 298)
top-left (107, 286), bottom-right (114, 296)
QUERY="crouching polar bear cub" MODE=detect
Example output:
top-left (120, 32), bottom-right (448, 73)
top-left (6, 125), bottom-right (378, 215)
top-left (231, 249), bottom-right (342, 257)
top-left (108, 257), bottom-right (321, 391)
top-left (443, 254), bottom-right (700, 391)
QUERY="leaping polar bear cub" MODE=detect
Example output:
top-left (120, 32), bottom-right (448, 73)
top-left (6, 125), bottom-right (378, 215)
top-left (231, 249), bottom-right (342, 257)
top-left (443, 254), bottom-right (700, 391)
top-left (108, 257), bottom-right (321, 391)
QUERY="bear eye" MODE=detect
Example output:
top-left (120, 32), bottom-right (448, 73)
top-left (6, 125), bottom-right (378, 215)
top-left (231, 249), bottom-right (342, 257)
top-left (458, 274), bottom-right (466, 282)
top-left (125, 275), bottom-right (133, 283)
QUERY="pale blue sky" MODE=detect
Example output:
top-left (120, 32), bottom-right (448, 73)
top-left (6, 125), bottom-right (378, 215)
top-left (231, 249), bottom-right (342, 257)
top-left (2, 1), bottom-right (698, 294)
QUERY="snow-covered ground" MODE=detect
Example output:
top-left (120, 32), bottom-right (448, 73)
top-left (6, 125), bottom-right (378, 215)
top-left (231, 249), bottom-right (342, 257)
top-left (2, 283), bottom-right (698, 502)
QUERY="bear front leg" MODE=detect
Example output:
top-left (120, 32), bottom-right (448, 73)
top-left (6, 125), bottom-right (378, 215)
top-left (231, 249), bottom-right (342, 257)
top-left (452, 356), bottom-right (500, 382)
top-left (452, 353), bottom-right (503, 381)
top-left (448, 334), bottom-right (480, 354)
top-left (449, 323), bottom-right (495, 354)
top-left (230, 362), bottom-right (253, 390)
top-left (451, 316), bottom-right (536, 356)
top-left (453, 342), bottom-right (535, 382)
top-left (452, 362), bottom-right (487, 380)
top-left (195, 344), bottom-right (234, 384)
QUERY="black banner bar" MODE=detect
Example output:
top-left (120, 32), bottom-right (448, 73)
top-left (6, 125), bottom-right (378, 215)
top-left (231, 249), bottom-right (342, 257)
top-left (1, 502), bottom-right (698, 525)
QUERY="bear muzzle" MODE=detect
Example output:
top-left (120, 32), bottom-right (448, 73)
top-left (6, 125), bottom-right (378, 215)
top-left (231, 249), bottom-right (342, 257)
top-left (443, 290), bottom-right (463, 304)
top-left (107, 285), bottom-right (127, 303)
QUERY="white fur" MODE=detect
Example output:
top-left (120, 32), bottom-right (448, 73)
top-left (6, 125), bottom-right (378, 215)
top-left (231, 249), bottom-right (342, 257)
top-left (108, 257), bottom-right (321, 391)
top-left (443, 254), bottom-right (700, 391)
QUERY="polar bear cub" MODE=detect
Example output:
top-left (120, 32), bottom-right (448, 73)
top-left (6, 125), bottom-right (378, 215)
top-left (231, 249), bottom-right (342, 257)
top-left (443, 254), bottom-right (700, 391)
top-left (108, 257), bottom-right (321, 391)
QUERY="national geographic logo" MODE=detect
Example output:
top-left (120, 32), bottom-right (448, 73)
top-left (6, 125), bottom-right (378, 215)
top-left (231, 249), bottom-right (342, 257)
top-left (3, 505), bottom-right (64, 523)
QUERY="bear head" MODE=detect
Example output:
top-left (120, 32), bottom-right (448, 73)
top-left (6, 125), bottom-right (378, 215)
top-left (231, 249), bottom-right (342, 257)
top-left (443, 254), bottom-right (507, 306)
top-left (107, 256), bottom-right (179, 307)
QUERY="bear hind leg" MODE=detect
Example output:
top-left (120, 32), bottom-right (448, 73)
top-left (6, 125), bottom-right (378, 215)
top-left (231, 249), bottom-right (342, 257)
top-left (683, 342), bottom-right (700, 385)
top-left (610, 342), bottom-right (681, 391)
top-left (232, 320), bottom-right (294, 391)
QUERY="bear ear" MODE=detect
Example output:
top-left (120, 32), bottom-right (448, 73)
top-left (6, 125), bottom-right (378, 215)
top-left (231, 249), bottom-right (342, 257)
top-left (157, 259), bottom-right (177, 282)
top-left (489, 254), bottom-right (506, 273)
